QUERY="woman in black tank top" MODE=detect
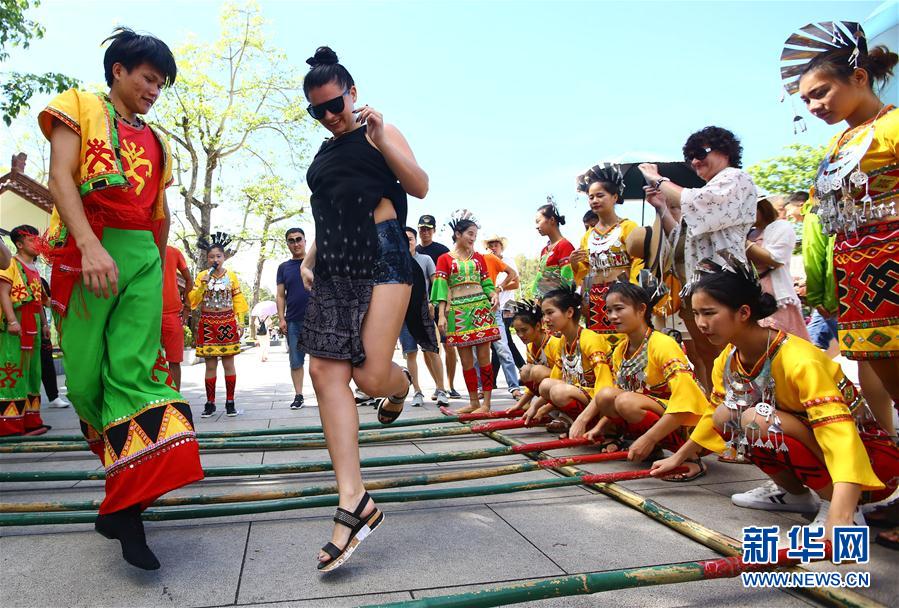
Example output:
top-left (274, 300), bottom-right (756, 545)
top-left (298, 46), bottom-right (429, 572)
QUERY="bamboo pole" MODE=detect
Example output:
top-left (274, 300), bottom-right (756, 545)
top-left (483, 429), bottom-right (883, 608)
top-left (438, 406), bottom-right (523, 421)
top-left (0, 418), bottom-right (533, 454)
top-left (360, 549), bottom-right (820, 608)
top-left (0, 435), bottom-right (592, 483)
top-left (0, 414), bottom-right (464, 444)
top-left (0, 466), bottom-right (676, 526)
top-left (0, 451), bottom-right (632, 512)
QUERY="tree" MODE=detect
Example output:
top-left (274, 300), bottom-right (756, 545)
top-left (151, 1), bottom-right (311, 267)
top-left (514, 254), bottom-right (542, 299)
top-left (746, 143), bottom-right (827, 194)
top-left (237, 174), bottom-right (304, 308)
top-left (0, 0), bottom-right (80, 125)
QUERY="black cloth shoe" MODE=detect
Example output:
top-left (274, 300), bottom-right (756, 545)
top-left (201, 402), bottom-right (216, 418)
top-left (448, 389), bottom-right (462, 399)
top-left (95, 505), bottom-right (160, 570)
top-left (290, 394), bottom-right (305, 410)
top-left (225, 401), bottom-right (237, 417)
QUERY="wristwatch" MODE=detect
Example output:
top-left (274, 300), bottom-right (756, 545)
top-left (653, 177), bottom-right (671, 189)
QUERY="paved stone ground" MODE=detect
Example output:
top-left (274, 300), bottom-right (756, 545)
top-left (1, 341), bottom-right (896, 608)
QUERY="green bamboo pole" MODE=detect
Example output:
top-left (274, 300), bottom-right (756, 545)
top-left (0, 425), bottom-right (477, 453)
top-left (0, 444), bottom-right (517, 483)
top-left (483, 429), bottom-right (883, 608)
top-left (360, 549), bottom-right (816, 608)
top-left (0, 414), bottom-right (464, 444)
top-left (3, 452), bottom-right (629, 512)
top-left (0, 452), bottom-right (631, 512)
top-left (0, 467), bottom-right (666, 526)
top-left (0, 419), bottom-right (533, 454)
top-left (0, 435), bottom-right (589, 483)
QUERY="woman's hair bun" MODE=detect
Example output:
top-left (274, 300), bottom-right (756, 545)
top-left (866, 45), bottom-right (898, 82)
top-left (756, 292), bottom-right (779, 320)
top-left (307, 46), bottom-right (339, 68)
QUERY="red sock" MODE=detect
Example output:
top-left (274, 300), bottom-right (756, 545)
top-left (205, 376), bottom-right (216, 403)
top-left (479, 365), bottom-right (494, 392)
top-left (225, 374), bottom-right (236, 401)
top-left (463, 367), bottom-right (479, 395)
top-left (747, 435), bottom-right (831, 491)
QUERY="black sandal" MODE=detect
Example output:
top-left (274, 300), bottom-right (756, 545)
top-left (662, 458), bottom-right (707, 483)
top-left (317, 491), bottom-right (384, 572)
top-left (376, 369), bottom-right (412, 425)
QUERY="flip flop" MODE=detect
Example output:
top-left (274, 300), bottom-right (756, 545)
top-left (662, 458), bottom-right (707, 482)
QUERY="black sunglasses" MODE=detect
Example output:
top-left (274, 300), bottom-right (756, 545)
top-left (287, 237), bottom-right (304, 244)
top-left (686, 146), bottom-right (713, 162)
top-left (307, 89), bottom-right (349, 120)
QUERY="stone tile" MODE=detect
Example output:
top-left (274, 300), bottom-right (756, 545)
top-left (636, 485), bottom-right (807, 541)
top-left (237, 592), bottom-right (413, 607)
top-left (491, 493), bottom-right (720, 573)
top-left (0, 522), bottom-right (248, 608)
top-left (237, 505), bottom-right (564, 604)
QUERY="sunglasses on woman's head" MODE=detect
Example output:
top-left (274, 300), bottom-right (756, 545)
top-left (307, 89), bottom-right (349, 120)
top-left (686, 147), bottom-right (713, 162)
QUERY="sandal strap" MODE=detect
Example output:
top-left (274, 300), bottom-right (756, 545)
top-left (320, 542), bottom-right (342, 560)
top-left (333, 507), bottom-right (362, 529)
top-left (353, 491), bottom-right (372, 516)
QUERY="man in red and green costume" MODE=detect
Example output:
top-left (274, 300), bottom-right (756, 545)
top-left (0, 226), bottom-right (49, 436)
top-left (39, 27), bottom-right (202, 570)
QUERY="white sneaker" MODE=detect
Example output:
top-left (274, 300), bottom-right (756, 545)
top-left (808, 500), bottom-right (866, 534)
top-left (731, 480), bottom-right (820, 514)
top-left (48, 397), bottom-right (71, 408)
top-left (411, 391), bottom-right (424, 407)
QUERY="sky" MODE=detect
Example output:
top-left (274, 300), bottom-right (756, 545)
top-left (2, 0), bottom-right (892, 290)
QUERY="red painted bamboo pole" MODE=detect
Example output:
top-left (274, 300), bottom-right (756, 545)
top-left (469, 419), bottom-right (530, 433)
top-left (536, 451), bottom-right (628, 467)
top-left (439, 406), bottom-right (524, 421)
top-left (510, 436), bottom-right (593, 453)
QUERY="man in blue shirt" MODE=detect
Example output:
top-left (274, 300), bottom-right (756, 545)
top-left (276, 228), bottom-right (311, 409)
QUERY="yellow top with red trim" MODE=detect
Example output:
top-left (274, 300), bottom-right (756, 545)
top-left (188, 269), bottom-right (249, 321)
top-left (38, 89), bottom-right (173, 245)
top-left (550, 328), bottom-right (613, 397)
top-left (690, 332), bottom-right (883, 490)
top-left (572, 220), bottom-right (643, 285)
top-left (527, 334), bottom-right (561, 367)
top-left (0, 259), bottom-right (42, 323)
top-left (611, 330), bottom-right (707, 422)
top-left (824, 105), bottom-right (899, 202)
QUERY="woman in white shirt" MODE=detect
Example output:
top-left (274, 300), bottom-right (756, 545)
top-left (638, 126), bottom-right (758, 391)
top-left (747, 196), bottom-right (811, 341)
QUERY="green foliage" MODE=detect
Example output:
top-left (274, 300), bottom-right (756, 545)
top-left (236, 174), bottom-right (305, 307)
top-left (151, 0), bottom-right (312, 267)
top-left (745, 143), bottom-right (827, 195)
top-left (514, 254), bottom-right (542, 299)
top-left (1, 71), bottom-right (79, 126)
top-left (0, 0), bottom-right (81, 125)
top-left (0, 0), bottom-right (43, 60)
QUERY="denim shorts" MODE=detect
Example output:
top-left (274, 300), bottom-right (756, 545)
top-left (287, 318), bottom-right (307, 369)
top-left (807, 310), bottom-right (838, 350)
top-left (372, 219), bottom-right (413, 286)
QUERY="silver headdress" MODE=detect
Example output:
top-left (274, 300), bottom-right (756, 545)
top-left (780, 21), bottom-right (867, 96)
top-left (447, 209), bottom-right (479, 233)
top-left (196, 231), bottom-right (235, 257)
top-left (577, 163), bottom-right (625, 199)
